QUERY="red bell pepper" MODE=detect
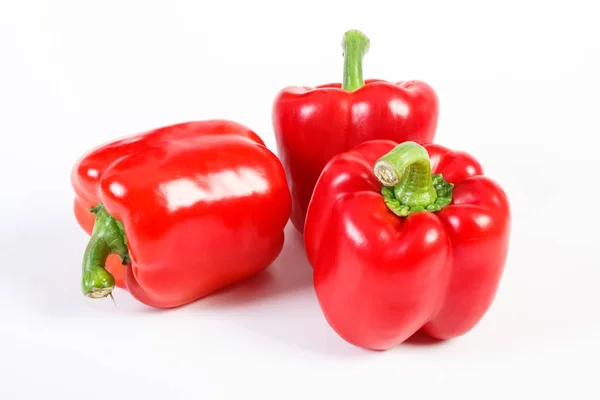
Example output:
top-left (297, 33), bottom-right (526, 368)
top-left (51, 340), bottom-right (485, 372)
top-left (305, 140), bottom-right (511, 350)
top-left (72, 120), bottom-right (291, 308)
top-left (273, 29), bottom-right (439, 232)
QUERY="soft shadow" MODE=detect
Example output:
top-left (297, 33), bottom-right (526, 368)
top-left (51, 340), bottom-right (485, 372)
top-left (190, 224), bottom-right (313, 310)
top-left (181, 224), bottom-right (371, 358)
top-left (7, 214), bottom-right (443, 357)
top-left (3, 214), bottom-right (315, 317)
top-left (403, 330), bottom-right (447, 347)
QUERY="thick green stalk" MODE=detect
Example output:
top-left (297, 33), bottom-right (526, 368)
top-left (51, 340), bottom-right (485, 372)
top-left (81, 205), bottom-right (129, 299)
top-left (342, 29), bottom-right (370, 91)
top-left (374, 142), bottom-right (454, 217)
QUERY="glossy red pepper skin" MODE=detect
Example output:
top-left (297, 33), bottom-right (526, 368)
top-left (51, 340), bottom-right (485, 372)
top-left (304, 140), bottom-right (510, 350)
top-left (72, 120), bottom-right (291, 308)
top-left (273, 79), bottom-right (439, 233)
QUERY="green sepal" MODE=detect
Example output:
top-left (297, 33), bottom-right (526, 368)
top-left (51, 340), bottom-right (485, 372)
top-left (381, 173), bottom-right (454, 217)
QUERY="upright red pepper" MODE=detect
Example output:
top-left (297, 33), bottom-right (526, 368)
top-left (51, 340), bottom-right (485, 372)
top-left (273, 29), bottom-right (439, 232)
top-left (72, 120), bottom-right (291, 308)
top-left (305, 140), bottom-right (510, 350)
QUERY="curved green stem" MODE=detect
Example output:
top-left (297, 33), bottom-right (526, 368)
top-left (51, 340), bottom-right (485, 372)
top-left (342, 29), bottom-right (370, 91)
top-left (374, 142), bottom-right (454, 217)
top-left (81, 205), bottom-right (129, 299)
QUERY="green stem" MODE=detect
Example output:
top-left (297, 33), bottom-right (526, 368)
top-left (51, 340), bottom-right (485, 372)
top-left (373, 142), bottom-right (454, 217)
top-left (81, 205), bottom-right (129, 299)
top-left (342, 29), bottom-right (370, 91)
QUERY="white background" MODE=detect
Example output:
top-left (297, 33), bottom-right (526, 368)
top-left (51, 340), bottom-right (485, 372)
top-left (1, 0), bottom-right (599, 398)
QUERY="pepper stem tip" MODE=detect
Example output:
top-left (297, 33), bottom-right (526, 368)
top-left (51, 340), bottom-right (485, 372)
top-left (87, 286), bottom-right (114, 299)
top-left (342, 29), bottom-right (370, 55)
top-left (373, 160), bottom-right (399, 186)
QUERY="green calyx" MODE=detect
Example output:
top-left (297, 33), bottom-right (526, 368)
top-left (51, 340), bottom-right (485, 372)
top-left (81, 204), bottom-right (129, 299)
top-left (341, 29), bottom-right (370, 91)
top-left (381, 174), bottom-right (453, 217)
top-left (374, 142), bottom-right (454, 217)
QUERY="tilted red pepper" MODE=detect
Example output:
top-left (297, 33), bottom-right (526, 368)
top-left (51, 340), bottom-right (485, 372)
top-left (72, 120), bottom-right (291, 308)
top-left (273, 29), bottom-right (439, 232)
top-left (304, 140), bottom-right (511, 350)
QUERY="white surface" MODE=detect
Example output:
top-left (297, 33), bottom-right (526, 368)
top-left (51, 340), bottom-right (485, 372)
top-left (1, 1), bottom-right (599, 398)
